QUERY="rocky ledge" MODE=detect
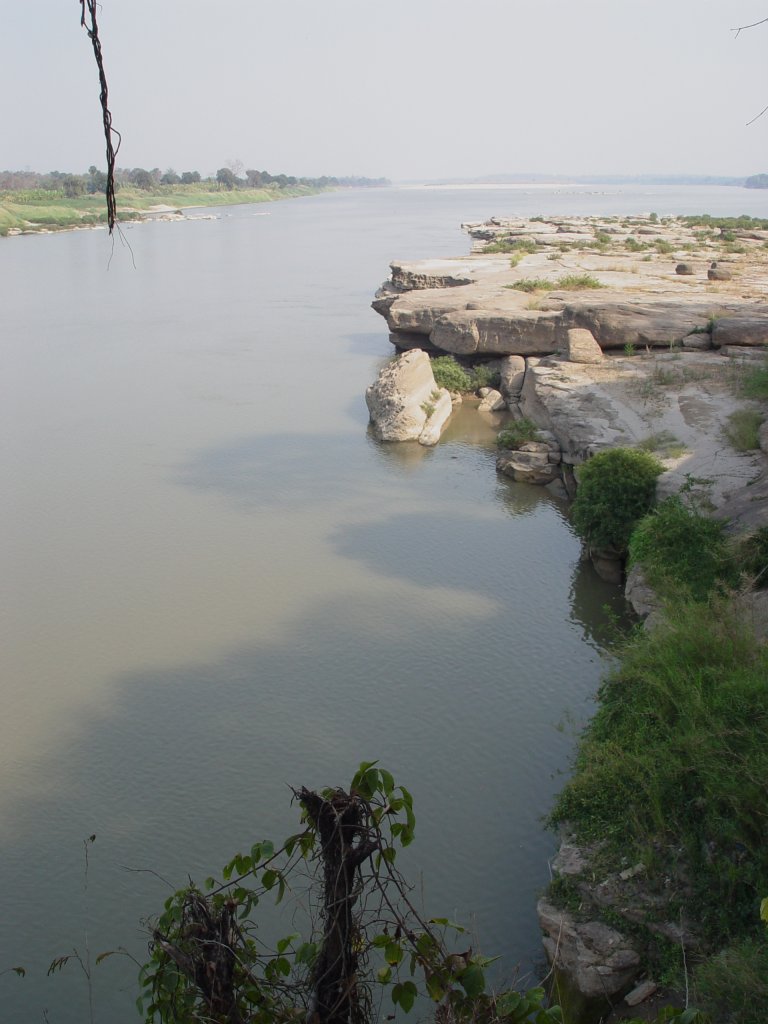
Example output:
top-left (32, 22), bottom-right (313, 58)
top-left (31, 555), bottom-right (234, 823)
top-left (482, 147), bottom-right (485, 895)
top-left (368, 214), bottom-right (768, 572)
top-left (366, 214), bottom-right (768, 1014)
top-left (373, 214), bottom-right (768, 357)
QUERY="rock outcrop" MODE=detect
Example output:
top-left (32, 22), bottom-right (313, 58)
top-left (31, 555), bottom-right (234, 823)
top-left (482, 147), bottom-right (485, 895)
top-left (537, 900), bottom-right (641, 1001)
top-left (373, 213), bottom-right (768, 360)
top-left (368, 213), bottom-right (768, 1015)
top-left (365, 350), bottom-right (452, 445)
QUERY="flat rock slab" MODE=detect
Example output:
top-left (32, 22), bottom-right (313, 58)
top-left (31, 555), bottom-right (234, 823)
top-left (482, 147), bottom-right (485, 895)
top-left (374, 215), bottom-right (768, 358)
top-left (520, 351), bottom-right (764, 511)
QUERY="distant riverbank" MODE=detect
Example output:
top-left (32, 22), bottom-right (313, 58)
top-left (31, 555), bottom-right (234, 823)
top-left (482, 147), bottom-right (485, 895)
top-left (0, 182), bottom-right (329, 236)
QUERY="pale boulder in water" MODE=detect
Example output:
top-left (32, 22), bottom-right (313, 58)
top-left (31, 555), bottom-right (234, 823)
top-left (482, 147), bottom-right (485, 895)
top-left (365, 349), bottom-right (452, 445)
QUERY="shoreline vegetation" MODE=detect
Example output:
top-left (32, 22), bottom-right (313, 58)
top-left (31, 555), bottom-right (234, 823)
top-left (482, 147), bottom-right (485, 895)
top-left (368, 213), bottom-right (768, 1022)
top-left (0, 166), bottom-right (390, 236)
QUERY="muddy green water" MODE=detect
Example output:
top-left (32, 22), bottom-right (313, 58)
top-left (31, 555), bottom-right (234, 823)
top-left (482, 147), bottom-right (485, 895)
top-left (4, 184), bottom-right (766, 1021)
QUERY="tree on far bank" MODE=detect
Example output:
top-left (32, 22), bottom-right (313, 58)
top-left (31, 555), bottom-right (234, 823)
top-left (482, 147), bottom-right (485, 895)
top-left (216, 167), bottom-right (237, 190)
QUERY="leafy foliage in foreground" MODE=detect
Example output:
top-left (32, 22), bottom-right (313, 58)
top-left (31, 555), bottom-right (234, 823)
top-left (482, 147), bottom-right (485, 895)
top-left (140, 764), bottom-right (564, 1024)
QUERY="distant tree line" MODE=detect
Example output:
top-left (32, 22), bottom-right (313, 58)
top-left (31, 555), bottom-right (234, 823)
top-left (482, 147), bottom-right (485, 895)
top-left (745, 172), bottom-right (768, 189)
top-left (0, 165), bottom-right (389, 196)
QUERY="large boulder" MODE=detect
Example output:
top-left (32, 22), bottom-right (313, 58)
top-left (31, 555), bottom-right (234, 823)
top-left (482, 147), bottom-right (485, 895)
top-left (499, 355), bottom-right (526, 398)
top-left (564, 299), bottom-right (732, 349)
top-left (537, 900), bottom-right (641, 1001)
top-left (496, 444), bottom-right (560, 484)
top-left (563, 327), bottom-right (604, 364)
top-left (365, 350), bottom-right (451, 445)
top-left (712, 313), bottom-right (768, 347)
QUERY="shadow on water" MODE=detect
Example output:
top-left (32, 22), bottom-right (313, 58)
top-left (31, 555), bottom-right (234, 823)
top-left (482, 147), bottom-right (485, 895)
top-left (3, 426), bottom-right (627, 1024)
top-left (0, 565), bottom-right (616, 1024)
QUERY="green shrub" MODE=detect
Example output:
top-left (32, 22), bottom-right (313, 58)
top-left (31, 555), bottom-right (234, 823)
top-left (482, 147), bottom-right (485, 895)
top-left (741, 361), bottom-right (768, 401)
top-left (625, 236), bottom-right (649, 252)
top-left (497, 419), bottom-right (541, 450)
top-left (430, 355), bottom-right (472, 392)
top-left (506, 274), bottom-right (604, 293)
top-left (506, 277), bottom-right (552, 293)
top-left (655, 240), bottom-right (674, 254)
top-left (570, 448), bottom-right (664, 552)
top-left (694, 939), bottom-right (768, 1024)
top-left (551, 596), bottom-right (768, 946)
top-left (681, 214), bottom-right (768, 231)
top-left (470, 363), bottom-right (500, 390)
top-left (628, 496), bottom-right (731, 600)
top-left (556, 273), bottom-right (604, 289)
top-left (725, 409), bottom-right (764, 451)
top-left (484, 237), bottom-right (538, 255)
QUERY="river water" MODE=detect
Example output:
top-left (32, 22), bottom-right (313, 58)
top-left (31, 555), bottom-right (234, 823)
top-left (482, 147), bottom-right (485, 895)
top-left (3, 184), bottom-right (768, 1022)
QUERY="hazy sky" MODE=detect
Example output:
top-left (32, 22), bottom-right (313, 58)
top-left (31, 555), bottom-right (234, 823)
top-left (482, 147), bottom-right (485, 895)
top-left (5, 1), bottom-right (768, 181)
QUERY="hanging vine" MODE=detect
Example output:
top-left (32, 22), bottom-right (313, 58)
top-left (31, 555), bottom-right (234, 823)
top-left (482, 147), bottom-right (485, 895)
top-left (79, 0), bottom-right (120, 232)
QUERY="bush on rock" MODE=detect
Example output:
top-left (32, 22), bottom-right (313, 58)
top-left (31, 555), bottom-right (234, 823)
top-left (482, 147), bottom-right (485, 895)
top-left (571, 448), bottom-right (663, 553)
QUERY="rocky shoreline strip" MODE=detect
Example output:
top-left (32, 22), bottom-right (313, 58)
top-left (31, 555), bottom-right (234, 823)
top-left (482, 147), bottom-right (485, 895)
top-left (366, 213), bottom-right (768, 1017)
top-left (367, 213), bottom-right (768, 579)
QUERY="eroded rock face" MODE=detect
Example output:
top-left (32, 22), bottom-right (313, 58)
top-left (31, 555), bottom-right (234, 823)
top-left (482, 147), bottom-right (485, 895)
top-left (496, 446), bottom-right (559, 484)
top-left (477, 388), bottom-right (506, 412)
top-left (430, 308), bottom-right (562, 356)
top-left (625, 564), bottom-right (662, 621)
top-left (365, 350), bottom-right (451, 445)
top-left (712, 313), bottom-right (768, 347)
top-left (499, 355), bottom-right (526, 398)
top-left (519, 359), bottom-right (635, 464)
top-left (565, 300), bottom-right (715, 349)
top-left (537, 900), bottom-right (641, 1001)
top-left (390, 259), bottom-right (472, 291)
top-left (563, 327), bottom-right (604, 364)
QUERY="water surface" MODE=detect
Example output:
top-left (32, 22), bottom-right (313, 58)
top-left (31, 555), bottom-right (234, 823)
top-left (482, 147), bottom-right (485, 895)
top-left (3, 184), bottom-right (765, 1021)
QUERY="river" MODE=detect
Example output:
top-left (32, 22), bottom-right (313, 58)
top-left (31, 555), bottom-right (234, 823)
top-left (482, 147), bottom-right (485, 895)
top-left (3, 184), bottom-right (768, 1022)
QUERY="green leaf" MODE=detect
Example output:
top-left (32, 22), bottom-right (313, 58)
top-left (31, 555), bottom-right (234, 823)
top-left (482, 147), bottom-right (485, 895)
top-left (384, 941), bottom-right (403, 966)
top-left (296, 941), bottom-right (317, 966)
top-left (459, 963), bottom-right (485, 999)
top-left (380, 769), bottom-right (395, 796)
top-left (260, 839), bottom-right (275, 859)
top-left (429, 917), bottom-right (466, 933)
top-left (275, 957), bottom-right (291, 977)
top-left (426, 973), bottom-right (445, 1001)
top-left (262, 869), bottom-right (277, 890)
top-left (761, 896), bottom-right (768, 924)
top-left (399, 980), bottom-right (417, 1012)
top-left (377, 965), bottom-right (392, 984)
top-left (277, 934), bottom-right (298, 954)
